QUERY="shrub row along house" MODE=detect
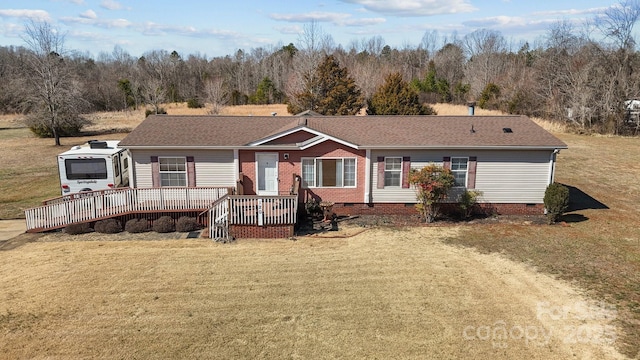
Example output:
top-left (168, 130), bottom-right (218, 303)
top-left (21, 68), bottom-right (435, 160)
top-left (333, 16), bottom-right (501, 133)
top-left (116, 113), bottom-right (566, 228)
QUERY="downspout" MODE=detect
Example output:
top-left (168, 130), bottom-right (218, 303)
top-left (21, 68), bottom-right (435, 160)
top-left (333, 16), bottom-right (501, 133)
top-left (233, 149), bottom-right (239, 191)
top-left (545, 149), bottom-right (560, 215)
top-left (364, 149), bottom-right (371, 203)
top-left (128, 151), bottom-right (136, 188)
top-left (548, 149), bottom-right (559, 185)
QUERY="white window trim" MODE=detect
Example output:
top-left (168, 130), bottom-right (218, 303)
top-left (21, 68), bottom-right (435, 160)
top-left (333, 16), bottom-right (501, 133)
top-left (384, 157), bottom-right (403, 188)
top-left (159, 156), bottom-right (187, 187)
top-left (451, 157), bottom-right (469, 188)
top-left (301, 157), bottom-right (357, 188)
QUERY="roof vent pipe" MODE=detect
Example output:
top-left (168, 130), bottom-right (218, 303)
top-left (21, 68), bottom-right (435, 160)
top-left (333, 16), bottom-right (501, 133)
top-left (467, 102), bottom-right (476, 116)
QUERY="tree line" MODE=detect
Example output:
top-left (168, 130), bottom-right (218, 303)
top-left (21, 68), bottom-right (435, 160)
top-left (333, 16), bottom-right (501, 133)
top-left (3, 1), bottom-right (640, 144)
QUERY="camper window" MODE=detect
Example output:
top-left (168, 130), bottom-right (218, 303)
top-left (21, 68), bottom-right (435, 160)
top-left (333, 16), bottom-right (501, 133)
top-left (114, 155), bottom-right (120, 177)
top-left (65, 159), bottom-right (108, 180)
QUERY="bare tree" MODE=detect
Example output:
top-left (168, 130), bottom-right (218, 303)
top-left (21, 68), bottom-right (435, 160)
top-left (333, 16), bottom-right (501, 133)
top-left (21, 20), bottom-right (88, 145)
top-left (204, 78), bottom-right (228, 114)
top-left (598, 0), bottom-right (640, 50)
top-left (420, 30), bottom-right (441, 60)
top-left (285, 21), bottom-right (333, 112)
top-left (139, 77), bottom-right (167, 115)
top-left (463, 29), bottom-right (508, 97)
top-left (594, 0), bottom-right (640, 132)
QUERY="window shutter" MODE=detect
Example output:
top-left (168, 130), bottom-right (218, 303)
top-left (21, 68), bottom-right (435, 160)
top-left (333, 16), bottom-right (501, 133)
top-left (402, 156), bottom-right (411, 188)
top-left (467, 156), bottom-right (477, 189)
top-left (151, 156), bottom-right (160, 187)
top-left (443, 156), bottom-right (451, 170)
top-left (187, 156), bottom-right (196, 187)
top-left (377, 156), bottom-right (385, 189)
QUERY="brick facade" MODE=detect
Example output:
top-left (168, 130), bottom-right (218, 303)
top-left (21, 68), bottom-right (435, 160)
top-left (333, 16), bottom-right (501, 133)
top-left (239, 140), bottom-right (366, 203)
top-left (230, 224), bottom-right (294, 239)
top-left (329, 202), bottom-right (545, 216)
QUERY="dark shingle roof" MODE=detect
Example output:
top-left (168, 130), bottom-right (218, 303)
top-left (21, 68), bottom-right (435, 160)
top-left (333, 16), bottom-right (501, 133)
top-left (118, 114), bottom-right (567, 149)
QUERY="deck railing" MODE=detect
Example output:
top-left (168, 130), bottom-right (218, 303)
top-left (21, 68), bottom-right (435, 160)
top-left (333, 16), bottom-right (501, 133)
top-left (25, 187), bottom-right (230, 232)
top-left (208, 195), bottom-right (298, 240)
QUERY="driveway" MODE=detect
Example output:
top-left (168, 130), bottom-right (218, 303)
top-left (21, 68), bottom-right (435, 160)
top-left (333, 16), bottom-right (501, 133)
top-left (0, 219), bottom-right (26, 241)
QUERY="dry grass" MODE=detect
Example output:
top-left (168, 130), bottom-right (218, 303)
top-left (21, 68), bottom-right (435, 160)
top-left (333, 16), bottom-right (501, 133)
top-left (431, 103), bottom-right (504, 116)
top-left (0, 227), bottom-right (624, 359)
top-left (83, 103), bottom-right (291, 133)
top-left (445, 132), bottom-right (640, 357)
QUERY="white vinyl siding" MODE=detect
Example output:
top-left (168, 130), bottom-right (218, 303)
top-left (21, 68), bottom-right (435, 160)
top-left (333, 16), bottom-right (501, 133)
top-left (474, 152), bottom-right (551, 203)
top-left (370, 150), bottom-right (553, 204)
top-left (132, 150), bottom-right (236, 188)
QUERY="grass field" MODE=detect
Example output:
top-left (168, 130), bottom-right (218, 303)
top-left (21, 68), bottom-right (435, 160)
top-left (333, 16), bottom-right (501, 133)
top-left (0, 103), bottom-right (638, 357)
top-left (0, 227), bottom-right (625, 359)
top-left (446, 132), bottom-right (640, 357)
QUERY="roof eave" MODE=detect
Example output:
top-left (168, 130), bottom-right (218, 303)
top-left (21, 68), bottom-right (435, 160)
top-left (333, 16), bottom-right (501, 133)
top-left (360, 145), bottom-right (568, 150)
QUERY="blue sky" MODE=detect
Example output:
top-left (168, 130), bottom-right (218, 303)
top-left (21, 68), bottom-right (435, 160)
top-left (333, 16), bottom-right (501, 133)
top-left (0, 0), bottom-right (624, 58)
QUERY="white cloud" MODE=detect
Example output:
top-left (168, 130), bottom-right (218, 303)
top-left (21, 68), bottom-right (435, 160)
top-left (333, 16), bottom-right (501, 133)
top-left (80, 9), bottom-right (97, 19)
top-left (0, 22), bottom-right (23, 38)
top-left (0, 9), bottom-right (51, 22)
top-left (270, 11), bottom-right (385, 27)
top-left (274, 25), bottom-right (303, 35)
top-left (339, 0), bottom-right (477, 16)
top-left (463, 16), bottom-right (527, 28)
top-left (100, 0), bottom-right (123, 10)
top-left (532, 7), bottom-right (609, 17)
top-left (60, 16), bottom-right (132, 29)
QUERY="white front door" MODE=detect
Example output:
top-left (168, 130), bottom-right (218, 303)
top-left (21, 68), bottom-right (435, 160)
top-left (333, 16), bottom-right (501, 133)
top-left (256, 153), bottom-right (278, 195)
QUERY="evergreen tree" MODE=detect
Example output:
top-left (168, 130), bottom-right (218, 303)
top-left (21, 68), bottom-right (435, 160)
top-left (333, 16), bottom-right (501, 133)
top-left (288, 55), bottom-right (362, 115)
top-left (367, 72), bottom-right (436, 115)
top-left (250, 77), bottom-right (280, 104)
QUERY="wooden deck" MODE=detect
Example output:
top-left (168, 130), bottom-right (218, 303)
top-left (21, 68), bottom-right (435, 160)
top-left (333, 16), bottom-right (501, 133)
top-left (24, 187), bottom-right (299, 239)
top-left (25, 187), bottom-right (231, 232)
top-left (208, 195), bottom-right (298, 240)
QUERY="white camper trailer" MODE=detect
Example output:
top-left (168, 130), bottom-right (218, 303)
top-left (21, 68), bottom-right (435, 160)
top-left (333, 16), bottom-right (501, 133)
top-left (57, 140), bottom-right (130, 195)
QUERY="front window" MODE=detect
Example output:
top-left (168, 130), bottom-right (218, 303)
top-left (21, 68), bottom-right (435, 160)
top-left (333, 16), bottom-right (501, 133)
top-left (65, 159), bottom-right (107, 180)
top-left (301, 157), bottom-right (356, 188)
top-left (451, 157), bottom-right (468, 187)
top-left (384, 157), bottom-right (402, 187)
top-left (159, 157), bottom-right (186, 187)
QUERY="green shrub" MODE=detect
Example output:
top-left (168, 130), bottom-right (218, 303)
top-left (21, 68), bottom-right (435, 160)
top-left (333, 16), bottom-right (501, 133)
top-left (458, 190), bottom-right (483, 220)
top-left (125, 218), bottom-right (149, 233)
top-left (544, 182), bottom-right (569, 224)
top-left (186, 98), bottom-right (204, 108)
top-left (145, 108), bottom-right (167, 117)
top-left (64, 222), bottom-right (92, 235)
top-left (26, 114), bottom-right (90, 138)
top-left (176, 216), bottom-right (201, 232)
top-left (152, 216), bottom-right (175, 233)
top-left (94, 219), bottom-right (122, 234)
